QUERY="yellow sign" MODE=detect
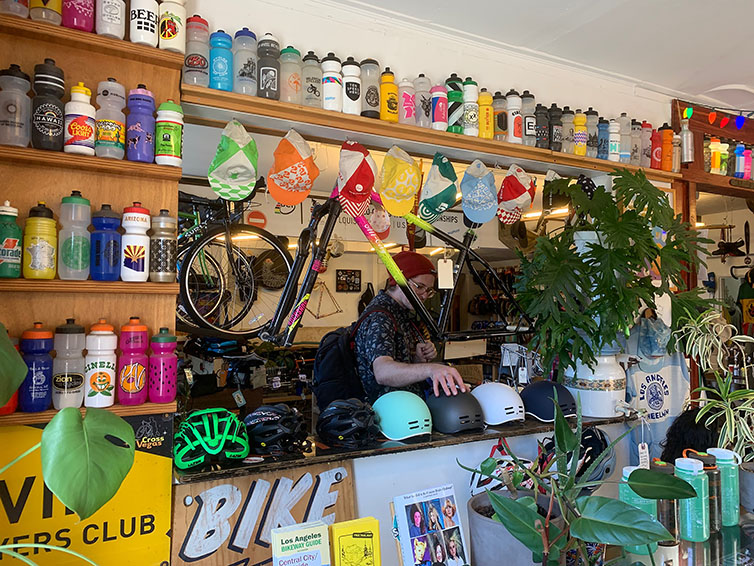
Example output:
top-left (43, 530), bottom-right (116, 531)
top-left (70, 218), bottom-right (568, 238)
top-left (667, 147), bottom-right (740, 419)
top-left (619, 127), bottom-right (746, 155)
top-left (0, 414), bottom-right (173, 566)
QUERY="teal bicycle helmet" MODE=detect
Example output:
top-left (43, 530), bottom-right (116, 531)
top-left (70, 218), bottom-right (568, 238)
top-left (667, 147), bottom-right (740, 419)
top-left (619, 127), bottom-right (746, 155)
top-left (372, 391), bottom-right (432, 440)
top-left (174, 408), bottom-right (250, 470)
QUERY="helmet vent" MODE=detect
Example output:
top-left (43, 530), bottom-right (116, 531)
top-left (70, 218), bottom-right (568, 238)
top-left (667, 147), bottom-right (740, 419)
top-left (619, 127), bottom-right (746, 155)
top-left (408, 420), bottom-right (420, 429)
top-left (504, 406), bottom-right (516, 414)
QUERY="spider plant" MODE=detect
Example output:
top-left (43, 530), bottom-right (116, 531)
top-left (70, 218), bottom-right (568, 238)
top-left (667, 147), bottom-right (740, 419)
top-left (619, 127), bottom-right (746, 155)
top-left (695, 373), bottom-right (754, 461)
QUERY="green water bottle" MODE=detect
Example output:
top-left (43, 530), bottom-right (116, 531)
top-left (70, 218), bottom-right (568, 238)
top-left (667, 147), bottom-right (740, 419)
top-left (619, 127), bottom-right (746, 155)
top-left (707, 448), bottom-right (741, 527)
top-left (676, 457), bottom-right (710, 542)
top-left (0, 200), bottom-right (22, 278)
top-left (619, 466), bottom-right (658, 555)
top-left (686, 449), bottom-right (722, 534)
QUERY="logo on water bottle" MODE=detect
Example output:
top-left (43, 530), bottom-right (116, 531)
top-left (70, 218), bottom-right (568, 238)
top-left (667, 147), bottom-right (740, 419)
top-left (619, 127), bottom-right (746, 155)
top-left (26, 238), bottom-right (55, 271)
top-left (345, 81), bottom-right (360, 102)
top-left (0, 238), bottom-right (21, 265)
top-left (260, 67), bottom-right (278, 92)
top-left (159, 10), bottom-right (181, 40)
top-left (212, 57), bottom-right (229, 76)
top-left (53, 373), bottom-right (84, 392)
top-left (120, 363), bottom-right (146, 394)
top-left (185, 53), bottom-right (208, 71)
top-left (65, 114), bottom-right (95, 147)
top-left (365, 86), bottom-right (379, 108)
top-left (88, 371), bottom-right (114, 397)
top-left (124, 244), bottom-right (146, 272)
top-left (287, 73), bottom-right (302, 93)
top-left (33, 103), bottom-right (64, 137)
top-left (401, 92), bottom-right (415, 118)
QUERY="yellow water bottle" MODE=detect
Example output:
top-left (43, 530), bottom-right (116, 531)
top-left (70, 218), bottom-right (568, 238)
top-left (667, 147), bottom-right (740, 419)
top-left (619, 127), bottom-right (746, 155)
top-left (573, 109), bottom-right (587, 156)
top-left (23, 201), bottom-right (57, 280)
top-left (478, 88), bottom-right (494, 139)
top-left (379, 67), bottom-right (398, 123)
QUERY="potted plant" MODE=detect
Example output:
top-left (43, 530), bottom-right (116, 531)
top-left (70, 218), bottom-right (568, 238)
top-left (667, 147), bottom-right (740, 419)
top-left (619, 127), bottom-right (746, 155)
top-left (515, 170), bottom-right (710, 416)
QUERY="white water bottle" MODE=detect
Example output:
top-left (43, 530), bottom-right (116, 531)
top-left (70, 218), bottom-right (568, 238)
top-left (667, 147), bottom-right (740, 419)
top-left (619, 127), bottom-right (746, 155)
top-left (618, 112), bottom-right (631, 163)
top-left (95, 78), bottom-right (126, 159)
top-left (342, 57), bottom-right (361, 116)
top-left (63, 82), bottom-right (95, 156)
top-left (505, 89), bottom-right (522, 144)
top-left (398, 78), bottom-right (415, 125)
top-left (129, 0), bottom-right (159, 48)
top-left (233, 28), bottom-right (257, 95)
top-left (462, 77), bottom-right (479, 136)
top-left (413, 73), bottom-right (432, 128)
top-left (58, 190), bottom-right (91, 281)
top-left (608, 119), bottom-right (621, 162)
top-left (121, 202), bottom-right (150, 282)
top-left (183, 15), bottom-right (209, 87)
top-left (321, 53), bottom-right (342, 112)
top-left (84, 319), bottom-right (117, 408)
top-left (52, 318), bottom-right (86, 410)
top-left (95, 0), bottom-right (125, 40)
top-left (159, 0), bottom-right (186, 54)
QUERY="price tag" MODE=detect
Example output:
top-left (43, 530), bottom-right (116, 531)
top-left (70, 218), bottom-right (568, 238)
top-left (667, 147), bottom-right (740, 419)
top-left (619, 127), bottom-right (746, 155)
top-left (638, 442), bottom-right (650, 469)
top-left (437, 258), bottom-right (454, 289)
top-left (184, 368), bottom-right (194, 387)
top-left (518, 366), bottom-right (528, 385)
top-left (232, 389), bottom-right (247, 407)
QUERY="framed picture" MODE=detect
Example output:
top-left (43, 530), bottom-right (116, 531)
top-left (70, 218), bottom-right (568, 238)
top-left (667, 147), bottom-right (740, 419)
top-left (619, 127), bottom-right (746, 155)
top-left (336, 269), bottom-right (361, 292)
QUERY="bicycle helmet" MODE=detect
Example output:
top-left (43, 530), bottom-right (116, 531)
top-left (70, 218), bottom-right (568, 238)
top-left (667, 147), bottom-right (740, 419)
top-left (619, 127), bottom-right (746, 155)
top-left (316, 398), bottom-right (379, 448)
top-left (244, 404), bottom-right (311, 455)
top-left (372, 391), bottom-right (432, 441)
top-left (520, 380), bottom-right (577, 423)
top-left (539, 426), bottom-right (614, 492)
top-left (470, 382), bottom-right (525, 425)
top-left (173, 408), bottom-right (250, 470)
top-left (469, 441), bottom-right (535, 496)
top-left (425, 392), bottom-right (485, 434)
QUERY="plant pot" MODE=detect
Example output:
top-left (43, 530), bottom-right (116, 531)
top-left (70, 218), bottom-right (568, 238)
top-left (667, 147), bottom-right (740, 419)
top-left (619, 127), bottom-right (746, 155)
top-left (564, 352), bottom-right (626, 418)
top-left (740, 462), bottom-right (754, 513)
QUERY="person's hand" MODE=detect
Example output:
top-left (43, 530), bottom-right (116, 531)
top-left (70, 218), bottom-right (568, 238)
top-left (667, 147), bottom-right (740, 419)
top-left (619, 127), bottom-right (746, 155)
top-left (426, 365), bottom-right (467, 397)
top-left (415, 342), bottom-right (437, 363)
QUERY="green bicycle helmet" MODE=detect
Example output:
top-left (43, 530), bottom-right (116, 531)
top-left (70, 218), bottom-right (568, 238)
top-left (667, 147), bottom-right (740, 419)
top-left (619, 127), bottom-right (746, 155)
top-left (372, 391), bottom-right (432, 441)
top-left (174, 408), bottom-right (250, 470)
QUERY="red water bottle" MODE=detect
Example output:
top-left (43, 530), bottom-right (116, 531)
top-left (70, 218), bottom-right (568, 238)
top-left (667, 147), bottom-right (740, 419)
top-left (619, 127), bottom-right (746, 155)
top-left (117, 317), bottom-right (149, 405)
top-left (650, 129), bottom-right (662, 169)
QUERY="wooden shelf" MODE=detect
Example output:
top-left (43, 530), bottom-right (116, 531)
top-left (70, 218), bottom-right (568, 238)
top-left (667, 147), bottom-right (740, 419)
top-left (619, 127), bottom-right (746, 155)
top-left (0, 279), bottom-right (179, 295)
top-left (681, 167), bottom-right (754, 198)
top-left (0, 401), bottom-right (178, 427)
top-left (0, 146), bottom-right (183, 181)
top-left (181, 84), bottom-right (681, 183)
top-left (0, 15), bottom-right (183, 70)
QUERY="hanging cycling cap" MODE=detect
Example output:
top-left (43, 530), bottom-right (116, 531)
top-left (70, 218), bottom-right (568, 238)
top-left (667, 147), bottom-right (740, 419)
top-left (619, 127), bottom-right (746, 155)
top-left (497, 163), bottom-right (536, 225)
top-left (338, 140), bottom-right (377, 218)
top-left (379, 145), bottom-right (421, 217)
top-left (369, 202), bottom-right (391, 240)
top-left (419, 152), bottom-right (457, 224)
top-left (267, 129), bottom-right (320, 206)
top-left (207, 119), bottom-right (259, 201)
top-left (460, 159), bottom-right (497, 224)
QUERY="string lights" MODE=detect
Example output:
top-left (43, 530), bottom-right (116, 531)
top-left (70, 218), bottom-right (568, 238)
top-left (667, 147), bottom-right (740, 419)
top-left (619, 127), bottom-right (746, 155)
top-left (687, 105), bottom-right (754, 130)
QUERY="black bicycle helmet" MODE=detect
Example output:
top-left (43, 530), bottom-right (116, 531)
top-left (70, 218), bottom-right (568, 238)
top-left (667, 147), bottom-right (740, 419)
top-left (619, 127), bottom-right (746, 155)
top-left (425, 391), bottom-right (485, 434)
top-left (316, 398), bottom-right (379, 448)
top-left (174, 408), bottom-right (250, 470)
top-left (539, 426), bottom-right (615, 493)
top-left (520, 380), bottom-right (577, 422)
top-left (244, 404), bottom-right (311, 455)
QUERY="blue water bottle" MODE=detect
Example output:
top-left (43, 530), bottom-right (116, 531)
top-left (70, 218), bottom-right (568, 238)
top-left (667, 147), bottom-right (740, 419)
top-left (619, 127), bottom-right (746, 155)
top-left (209, 30), bottom-right (233, 91)
top-left (90, 204), bottom-right (122, 281)
top-left (19, 322), bottom-right (54, 413)
top-left (126, 84), bottom-right (155, 163)
top-left (597, 118), bottom-right (609, 160)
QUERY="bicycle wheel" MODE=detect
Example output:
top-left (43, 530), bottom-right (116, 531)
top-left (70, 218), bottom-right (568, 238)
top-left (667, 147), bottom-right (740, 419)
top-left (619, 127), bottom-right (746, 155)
top-left (176, 245), bottom-right (226, 329)
top-left (179, 224), bottom-right (292, 338)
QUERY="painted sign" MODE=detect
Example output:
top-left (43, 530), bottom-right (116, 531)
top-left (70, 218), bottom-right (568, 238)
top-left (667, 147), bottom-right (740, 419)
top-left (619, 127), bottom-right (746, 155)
top-left (0, 413), bottom-right (173, 565)
top-left (172, 460), bottom-right (355, 566)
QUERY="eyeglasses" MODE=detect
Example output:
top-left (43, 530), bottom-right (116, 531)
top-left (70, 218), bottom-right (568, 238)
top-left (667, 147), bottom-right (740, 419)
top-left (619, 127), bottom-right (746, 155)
top-left (408, 279), bottom-right (436, 298)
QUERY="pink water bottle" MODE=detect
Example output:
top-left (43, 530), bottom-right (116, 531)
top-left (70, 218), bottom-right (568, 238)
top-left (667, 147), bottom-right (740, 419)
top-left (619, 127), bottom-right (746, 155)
top-left (62, 0), bottom-right (94, 32)
top-left (148, 327), bottom-right (177, 403)
top-left (745, 149), bottom-right (752, 180)
top-left (117, 317), bottom-right (149, 405)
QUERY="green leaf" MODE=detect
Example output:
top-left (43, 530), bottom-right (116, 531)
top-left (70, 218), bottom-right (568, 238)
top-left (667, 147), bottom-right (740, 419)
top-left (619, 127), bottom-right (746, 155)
top-left (487, 491), bottom-right (550, 555)
top-left (480, 457), bottom-right (497, 477)
top-left (627, 468), bottom-right (697, 500)
top-left (554, 400), bottom-right (579, 454)
top-left (41, 407), bottom-right (135, 520)
top-left (0, 322), bottom-right (27, 407)
top-left (571, 496), bottom-right (672, 547)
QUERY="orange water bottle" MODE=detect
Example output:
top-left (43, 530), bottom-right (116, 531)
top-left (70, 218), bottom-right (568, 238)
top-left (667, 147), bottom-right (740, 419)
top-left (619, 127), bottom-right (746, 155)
top-left (659, 123), bottom-right (673, 171)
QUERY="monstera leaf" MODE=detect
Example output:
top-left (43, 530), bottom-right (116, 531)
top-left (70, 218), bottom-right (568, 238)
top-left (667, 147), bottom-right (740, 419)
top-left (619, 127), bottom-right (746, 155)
top-left (0, 322), bottom-right (27, 407)
top-left (41, 408), bottom-right (135, 520)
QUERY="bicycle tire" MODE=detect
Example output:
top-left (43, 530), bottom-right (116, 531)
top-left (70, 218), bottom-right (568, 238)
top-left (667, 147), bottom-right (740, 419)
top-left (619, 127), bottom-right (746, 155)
top-left (179, 224), bottom-right (293, 339)
top-left (176, 246), bottom-right (225, 329)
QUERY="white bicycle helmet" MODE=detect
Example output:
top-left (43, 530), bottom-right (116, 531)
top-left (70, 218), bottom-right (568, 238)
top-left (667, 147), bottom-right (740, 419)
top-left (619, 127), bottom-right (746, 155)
top-left (470, 382), bottom-right (525, 425)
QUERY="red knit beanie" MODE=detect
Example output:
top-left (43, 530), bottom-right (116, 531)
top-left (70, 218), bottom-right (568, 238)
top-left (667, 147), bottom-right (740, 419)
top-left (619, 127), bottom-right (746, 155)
top-left (387, 251), bottom-right (437, 286)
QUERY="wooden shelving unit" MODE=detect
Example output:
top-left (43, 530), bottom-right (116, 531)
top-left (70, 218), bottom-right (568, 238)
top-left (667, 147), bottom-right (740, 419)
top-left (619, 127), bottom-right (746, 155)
top-left (181, 84), bottom-right (681, 184)
top-left (0, 279), bottom-right (179, 295)
top-left (0, 401), bottom-right (178, 427)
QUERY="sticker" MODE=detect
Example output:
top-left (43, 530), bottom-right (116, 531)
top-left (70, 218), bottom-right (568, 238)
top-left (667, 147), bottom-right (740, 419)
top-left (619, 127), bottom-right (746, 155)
top-left (95, 118), bottom-right (125, 150)
top-left (64, 113), bottom-right (95, 148)
top-left (120, 362), bottom-right (147, 394)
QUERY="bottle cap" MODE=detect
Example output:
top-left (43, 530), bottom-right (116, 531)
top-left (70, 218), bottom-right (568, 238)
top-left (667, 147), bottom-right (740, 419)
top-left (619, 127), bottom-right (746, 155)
top-left (650, 458), bottom-right (675, 474)
top-left (321, 52), bottom-right (341, 63)
top-left (210, 30), bottom-right (232, 43)
top-left (258, 33), bottom-right (280, 48)
top-left (359, 58), bottom-right (379, 67)
top-left (381, 67), bottom-right (395, 78)
top-left (707, 448), bottom-right (740, 464)
top-left (0, 200), bottom-right (18, 216)
top-left (55, 318), bottom-right (85, 334)
top-left (642, 121), bottom-right (652, 128)
top-left (158, 99), bottom-right (184, 114)
top-left (430, 84), bottom-right (447, 95)
top-left (684, 448), bottom-right (717, 469)
top-left (675, 457), bottom-right (704, 475)
top-left (622, 465), bottom-right (639, 479)
top-left (599, 117), bottom-right (608, 125)
top-left (463, 77), bottom-right (478, 86)
top-left (92, 204), bottom-right (120, 220)
top-left (342, 56), bottom-right (360, 70)
top-left (280, 45), bottom-right (300, 57)
top-left (151, 209), bottom-right (177, 227)
top-left (493, 91), bottom-right (504, 100)
top-left (0, 63), bottom-right (30, 82)
top-left (124, 202), bottom-right (150, 215)
top-left (187, 14), bottom-right (208, 27)
top-left (90, 318), bottom-right (114, 332)
top-left (521, 89), bottom-right (534, 100)
top-left (128, 84), bottom-right (154, 99)
top-left (234, 27), bottom-right (256, 40)
top-left (399, 78), bottom-right (413, 88)
top-left (303, 51), bottom-right (319, 63)
top-left (535, 103), bottom-right (547, 112)
top-left (505, 88), bottom-right (520, 98)
top-left (151, 327), bottom-right (177, 343)
top-left (321, 53), bottom-right (342, 73)
top-left (445, 73), bottom-right (462, 84)
top-left (29, 201), bottom-right (53, 219)
top-left (478, 89), bottom-right (493, 103)
top-left (33, 58), bottom-right (64, 95)
top-left (631, 119), bottom-right (641, 126)
top-left (621, 112), bottom-right (628, 117)
top-left (22, 322), bottom-right (53, 340)
top-left (71, 81), bottom-right (91, 97)
top-left (585, 107), bottom-right (598, 116)
top-left (562, 105), bottom-right (573, 114)
top-left (548, 102), bottom-right (560, 111)
top-left (121, 317), bottom-right (148, 333)
top-left (659, 122), bottom-right (673, 131)
top-left (62, 190), bottom-right (90, 206)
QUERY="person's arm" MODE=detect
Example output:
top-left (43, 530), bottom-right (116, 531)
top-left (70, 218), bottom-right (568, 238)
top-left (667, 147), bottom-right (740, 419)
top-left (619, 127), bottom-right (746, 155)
top-left (372, 356), bottom-right (467, 397)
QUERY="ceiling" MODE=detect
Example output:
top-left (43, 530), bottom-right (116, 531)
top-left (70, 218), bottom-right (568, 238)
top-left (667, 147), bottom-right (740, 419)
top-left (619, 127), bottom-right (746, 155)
top-left (331, 0), bottom-right (754, 109)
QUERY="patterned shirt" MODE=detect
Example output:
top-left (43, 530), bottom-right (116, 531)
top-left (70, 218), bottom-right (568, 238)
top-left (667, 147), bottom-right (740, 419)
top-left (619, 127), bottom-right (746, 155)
top-left (354, 291), bottom-right (426, 403)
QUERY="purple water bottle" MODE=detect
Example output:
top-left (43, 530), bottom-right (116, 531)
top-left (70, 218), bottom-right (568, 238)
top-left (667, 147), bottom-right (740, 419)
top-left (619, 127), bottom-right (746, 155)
top-left (117, 317), bottom-right (149, 405)
top-left (148, 327), bottom-right (177, 403)
top-left (62, 0), bottom-right (94, 32)
top-left (19, 322), bottom-right (54, 413)
top-left (126, 84), bottom-right (155, 163)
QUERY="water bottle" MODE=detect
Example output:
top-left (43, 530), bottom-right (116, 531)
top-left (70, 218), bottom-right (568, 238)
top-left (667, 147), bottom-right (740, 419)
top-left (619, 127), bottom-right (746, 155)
top-left (462, 77), bottom-right (479, 136)
top-left (52, 318), bottom-right (85, 410)
top-left (183, 15), bottom-right (210, 87)
top-left (706, 448), bottom-right (740, 527)
top-left (534, 103), bottom-right (549, 149)
top-left (679, 118), bottom-right (694, 164)
top-left (209, 30), bottom-right (233, 92)
top-left (651, 128), bottom-right (662, 169)
top-left (676, 457), bottom-right (710, 543)
top-left (62, 0), bottom-right (94, 32)
top-left (121, 202), bottom-right (150, 282)
top-left (619, 466), bottom-right (658, 555)
top-left (641, 121), bottom-right (652, 167)
top-left (126, 84), bottom-right (155, 163)
top-left (651, 459), bottom-right (680, 546)
top-left (745, 147), bottom-right (753, 180)
top-left (585, 108), bottom-right (598, 158)
top-left (31, 0), bottom-right (62, 24)
top-left (720, 140), bottom-right (730, 177)
top-left (597, 118), bottom-right (609, 160)
top-left (19, 322), bottom-right (54, 413)
top-left (630, 119), bottom-right (642, 165)
top-left (560, 106), bottom-right (574, 153)
top-left (95, 0), bottom-right (125, 39)
top-left (659, 123), bottom-right (673, 172)
top-left (608, 119), bottom-right (620, 162)
top-left (232, 28), bottom-right (257, 95)
top-left (445, 74), bottom-right (463, 134)
top-left (84, 319), bottom-right (117, 408)
top-left (0, 335), bottom-right (19, 415)
top-left (279, 46), bottom-right (303, 104)
top-left (725, 139), bottom-right (735, 177)
top-left (493, 92), bottom-right (507, 142)
top-left (154, 99), bottom-right (183, 167)
top-left (342, 57), bottom-right (361, 116)
top-left (302, 51), bottom-right (321, 108)
top-left (0, 201), bottom-right (22, 279)
top-left (505, 89), bottom-right (522, 144)
top-left (158, 0), bottom-right (185, 54)
top-left (149, 209), bottom-right (176, 282)
top-left (31, 58), bottom-right (65, 152)
top-left (95, 78), bottom-right (126, 159)
top-left (413, 74), bottom-right (431, 128)
top-left (618, 112), bottom-right (631, 163)
top-left (148, 328), bottom-right (177, 403)
top-left (129, 0), bottom-right (159, 47)
top-left (478, 88), bottom-right (494, 140)
top-left (23, 202), bottom-right (56, 280)
top-left (117, 317), bottom-right (149, 405)
top-left (57, 190), bottom-right (91, 281)
top-left (685, 450), bottom-right (722, 534)
top-left (360, 58), bottom-right (380, 118)
top-left (90, 204), bottom-right (120, 281)
top-left (573, 109), bottom-right (587, 156)
top-left (321, 53), bottom-right (342, 112)
top-left (256, 33), bottom-right (280, 100)
top-left (0, 64), bottom-right (31, 148)
top-left (379, 67), bottom-right (398, 123)
top-left (672, 134), bottom-right (681, 173)
top-left (0, 0), bottom-right (28, 17)
top-left (521, 90), bottom-right (535, 146)
top-left (548, 103), bottom-right (562, 152)
top-left (64, 82), bottom-right (95, 156)
top-left (430, 84), bottom-right (447, 131)
top-left (398, 77), bottom-right (416, 125)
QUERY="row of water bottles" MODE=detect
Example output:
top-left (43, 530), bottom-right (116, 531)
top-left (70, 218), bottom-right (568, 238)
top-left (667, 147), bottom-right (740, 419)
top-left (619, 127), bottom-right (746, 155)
top-left (3, 318), bottom-right (177, 414)
top-left (704, 135), bottom-right (754, 179)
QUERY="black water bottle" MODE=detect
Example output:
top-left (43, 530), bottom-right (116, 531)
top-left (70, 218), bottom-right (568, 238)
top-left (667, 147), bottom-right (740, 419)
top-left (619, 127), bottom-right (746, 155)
top-left (31, 58), bottom-right (65, 151)
top-left (535, 104), bottom-right (550, 149)
top-left (548, 103), bottom-right (562, 152)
